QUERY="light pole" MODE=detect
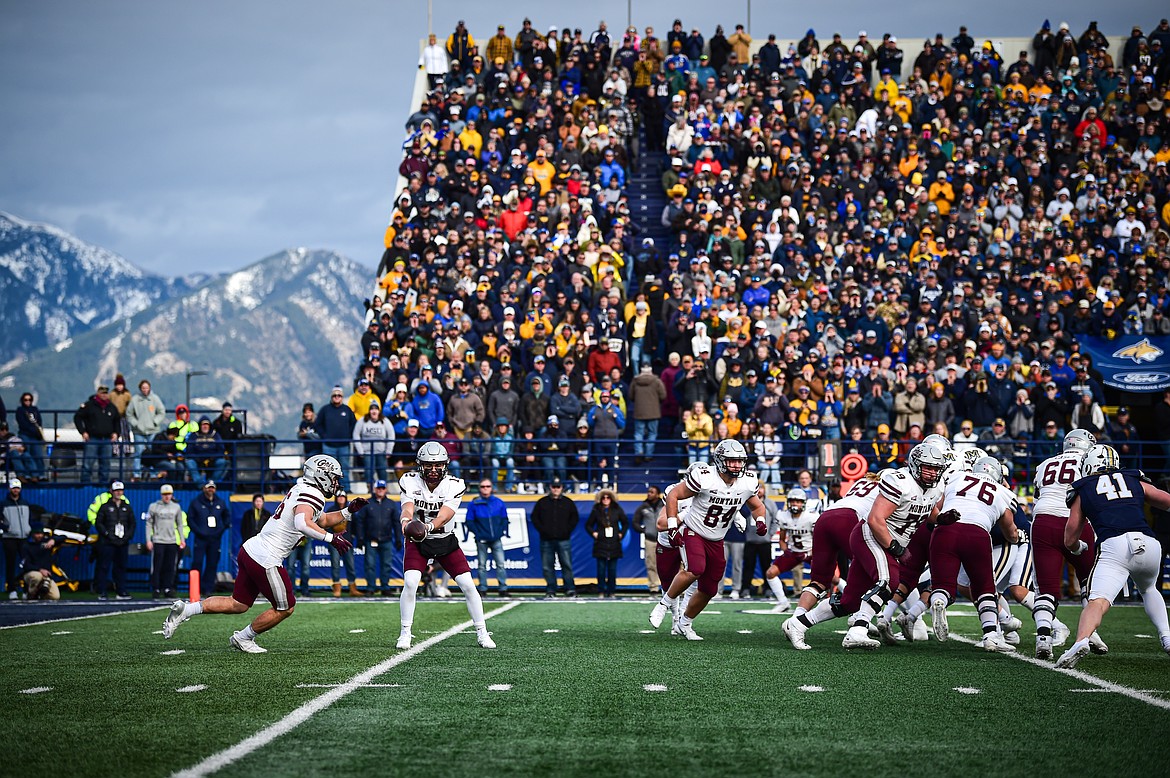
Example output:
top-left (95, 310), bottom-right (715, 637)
top-left (185, 370), bottom-right (208, 411)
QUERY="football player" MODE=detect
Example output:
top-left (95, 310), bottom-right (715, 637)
top-left (764, 488), bottom-right (817, 612)
top-left (782, 471), bottom-right (890, 649)
top-left (161, 455), bottom-right (363, 653)
top-left (648, 439), bottom-right (767, 640)
top-left (783, 440), bottom-right (948, 650)
top-left (1056, 446), bottom-right (1170, 668)
top-left (928, 456), bottom-right (1020, 652)
top-left (1031, 429), bottom-right (1106, 659)
top-left (654, 483), bottom-right (696, 635)
top-left (397, 442), bottom-right (495, 650)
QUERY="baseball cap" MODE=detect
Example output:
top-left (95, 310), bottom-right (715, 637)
top-left (994, 418), bottom-right (1006, 425)
top-left (547, 414), bottom-right (560, 425)
top-left (204, 480), bottom-right (216, 489)
top-left (374, 479), bottom-right (388, 489)
top-left (877, 424), bottom-right (890, 434)
top-left (9, 479), bottom-right (22, 490)
top-left (111, 481), bottom-right (125, 491)
top-left (1117, 406), bottom-right (1129, 415)
top-left (160, 484), bottom-right (174, 494)
top-left (407, 418), bottom-right (420, 427)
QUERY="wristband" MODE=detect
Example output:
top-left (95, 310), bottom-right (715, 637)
top-left (324, 532), bottom-right (334, 543)
top-left (887, 539), bottom-right (905, 557)
top-left (340, 507), bottom-right (352, 522)
top-left (667, 516), bottom-right (679, 530)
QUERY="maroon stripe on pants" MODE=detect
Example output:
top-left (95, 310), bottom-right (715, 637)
top-left (929, 523), bottom-right (994, 601)
top-left (809, 508), bottom-right (859, 588)
top-left (839, 522), bottom-right (900, 615)
top-left (1031, 513), bottom-right (1096, 597)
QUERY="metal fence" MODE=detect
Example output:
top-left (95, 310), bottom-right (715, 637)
top-left (4, 433), bottom-right (1167, 494)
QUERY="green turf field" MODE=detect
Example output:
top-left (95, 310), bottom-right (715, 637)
top-left (3, 599), bottom-right (1169, 777)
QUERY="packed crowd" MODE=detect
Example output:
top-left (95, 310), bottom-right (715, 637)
top-left (335, 15), bottom-right (1170, 490)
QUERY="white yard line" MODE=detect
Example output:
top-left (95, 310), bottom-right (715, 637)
top-left (949, 632), bottom-right (1170, 711)
top-left (0, 605), bottom-right (167, 630)
top-left (170, 601), bottom-right (521, 778)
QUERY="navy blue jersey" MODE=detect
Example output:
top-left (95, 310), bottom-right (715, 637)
top-left (990, 502), bottom-right (1031, 547)
top-left (1068, 469), bottom-right (1154, 542)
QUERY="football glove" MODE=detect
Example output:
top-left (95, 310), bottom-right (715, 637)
top-left (755, 519), bottom-right (768, 536)
top-left (346, 497), bottom-right (369, 514)
top-left (935, 508), bottom-right (962, 526)
top-left (1069, 539), bottom-right (1088, 556)
top-left (328, 532), bottom-right (353, 554)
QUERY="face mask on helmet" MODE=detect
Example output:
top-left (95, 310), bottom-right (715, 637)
top-left (786, 489), bottom-right (806, 516)
top-left (909, 443), bottom-right (947, 488)
top-left (713, 439), bottom-right (748, 478)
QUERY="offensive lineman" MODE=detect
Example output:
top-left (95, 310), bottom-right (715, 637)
top-left (161, 455), bottom-right (362, 653)
top-left (764, 489), bottom-right (817, 612)
top-left (928, 456), bottom-right (1020, 652)
top-left (649, 440), bottom-right (767, 640)
top-left (1031, 429), bottom-right (1106, 659)
top-left (782, 441), bottom-right (948, 650)
top-left (1056, 446), bottom-right (1170, 668)
top-left (397, 442), bottom-right (495, 650)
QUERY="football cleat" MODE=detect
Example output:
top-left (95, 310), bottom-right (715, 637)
top-left (783, 618), bottom-right (811, 650)
top-left (649, 602), bottom-right (669, 629)
top-left (162, 600), bottom-right (188, 640)
top-left (1004, 630), bottom-right (1021, 646)
top-left (678, 622), bottom-right (704, 641)
top-left (1053, 619), bottom-right (1071, 647)
top-left (770, 600), bottom-right (791, 614)
top-left (983, 631), bottom-right (1015, 653)
top-left (1161, 635), bottom-right (1170, 654)
top-left (931, 600), bottom-right (949, 642)
top-left (1035, 635), bottom-right (1053, 660)
top-left (842, 625), bottom-right (880, 650)
top-left (912, 615), bottom-right (929, 642)
top-left (896, 612), bottom-right (919, 642)
top-left (876, 617), bottom-right (900, 646)
top-left (1056, 639), bottom-right (1090, 669)
top-left (1000, 613), bottom-right (1023, 633)
top-left (396, 631), bottom-right (413, 650)
top-left (476, 629), bottom-right (497, 649)
top-left (1088, 631), bottom-right (1109, 655)
top-left (229, 632), bottom-right (267, 654)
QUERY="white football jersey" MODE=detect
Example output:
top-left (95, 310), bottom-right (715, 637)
top-left (834, 472), bottom-right (887, 520)
top-left (1032, 452), bottom-right (1083, 517)
top-left (778, 508), bottom-right (817, 553)
top-left (244, 479), bottom-right (327, 568)
top-left (658, 483), bottom-right (694, 549)
top-left (876, 468), bottom-right (945, 545)
top-left (680, 462), bottom-right (760, 541)
top-left (399, 471), bottom-right (466, 538)
top-left (942, 472), bottom-right (1017, 533)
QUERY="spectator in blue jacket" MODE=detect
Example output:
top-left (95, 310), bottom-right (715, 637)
top-left (466, 479), bottom-right (510, 597)
top-left (186, 480), bottom-right (230, 598)
top-left (597, 148), bottom-right (626, 187)
top-left (352, 479), bottom-right (402, 596)
top-left (184, 417), bottom-right (228, 484)
top-left (408, 382), bottom-right (445, 437)
top-left (314, 386), bottom-right (356, 490)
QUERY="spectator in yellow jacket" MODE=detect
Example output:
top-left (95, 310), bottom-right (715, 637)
top-left (458, 122), bottom-right (483, 158)
top-left (928, 172), bottom-right (955, 216)
top-left (528, 150), bottom-right (556, 195)
top-left (485, 26), bottom-right (513, 64)
top-left (347, 380), bottom-right (378, 419)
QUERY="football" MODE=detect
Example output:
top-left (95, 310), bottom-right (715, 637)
top-left (405, 519), bottom-right (428, 541)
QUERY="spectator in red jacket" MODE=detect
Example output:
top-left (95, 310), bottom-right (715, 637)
top-left (587, 340), bottom-right (622, 383)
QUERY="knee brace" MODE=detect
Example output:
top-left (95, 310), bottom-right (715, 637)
top-left (862, 581), bottom-right (893, 612)
top-left (802, 581), bottom-right (828, 600)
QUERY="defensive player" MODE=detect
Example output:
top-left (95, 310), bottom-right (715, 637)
top-left (1056, 446), bottom-right (1170, 668)
top-left (397, 442), bottom-right (495, 650)
top-left (929, 456), bottom-right (1020, 652)
top-left (764, 488), bottom-right (817, 612)
top-left (161, 455), bottom-right (362, 653)
top-left (649, 440), bottom-right (767, 640)
top-left (783, 441), bottom-right (948, 650)
top-left (783, 472), bottom-right (887, 648)
top-left (1031, 429), bottom-right (1106, 659)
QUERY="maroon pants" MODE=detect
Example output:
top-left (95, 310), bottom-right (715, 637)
top-left (771, 550), bottom-right (808, 574)
top-left (403, 540), bottom-right (472, 577)
top-left (679, 529), bottom-right (727, 596)
top-left (929, 523), bottom-right (995, 601)
top-left (656, 544), bottom-right (682, 589)
top-left (839, 522), bottom-right (900, 615)
top-left (809, 508), bottom-right (860, 589)
top-left (1032, 513), bottom-right (1095, 597)
top-left (898, 523), bottom-right (932, 591)
top-left (233, 547), bottom-right (295, 611)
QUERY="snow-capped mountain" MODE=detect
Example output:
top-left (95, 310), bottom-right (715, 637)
top-left (0, 235), bottom-right (372, 439)
top-left (0, 211), bottom-right (203, 363)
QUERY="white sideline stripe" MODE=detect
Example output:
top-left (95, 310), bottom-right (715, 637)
top-left (161, 650), bottom-right (186, 656)
top-left (20, 686), bottom-right (52, 694)
top-left (0, 605), bottom-right (167, 630)
top-left (543, 629), bottom-right (560, 633)
top-left (949, 633), bottom-right (1170, 711)
top-left (1071, 688), bottom-right (1166, 694)
top-left (348, 629), bottom-right (366, 634)
top-left (798, 685), bottom-right (824, 692)
top-left (643, 684), bottom-right (668, 692)
top-left (177, 685), bottom-right (208, 693)
top-left (737, 630), bottom-right (753, 634)
top-left (51, 631), bottom-right (73, 635)
top-left (170, 601), bottom-right (521, 778)
top-left (953, 687), bottom-right (981, 695)
top-left (487, 684), bottom-right (512, 691)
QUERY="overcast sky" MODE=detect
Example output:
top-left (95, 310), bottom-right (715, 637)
top-left (1, 1), bottom-right (1162, 276)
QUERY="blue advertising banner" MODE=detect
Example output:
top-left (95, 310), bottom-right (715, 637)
top-left (1077, 335), bottom-right (1170, 393)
